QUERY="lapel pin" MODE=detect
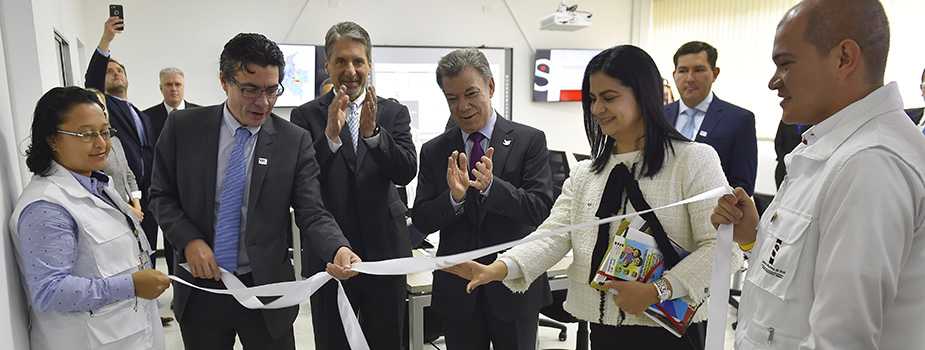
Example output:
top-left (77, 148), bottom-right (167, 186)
top-left (502, 139), bottom-right (512, 146)
top-left (258, 157), bottom-right (268, 166)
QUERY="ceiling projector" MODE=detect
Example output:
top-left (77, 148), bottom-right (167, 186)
top-left (540, 1), bottom-right (592, 31)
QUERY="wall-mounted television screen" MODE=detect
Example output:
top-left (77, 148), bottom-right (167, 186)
top-left (533, 48), bottom-right (601, 102)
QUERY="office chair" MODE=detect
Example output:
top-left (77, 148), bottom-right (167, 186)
top-left (539, 290), bottom-right (589, 350)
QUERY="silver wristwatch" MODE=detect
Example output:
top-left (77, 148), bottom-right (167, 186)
top-left (654, 278), bottom-right (672, 302)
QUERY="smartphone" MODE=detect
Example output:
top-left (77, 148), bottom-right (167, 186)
top-left (109, 4), bottom-right (124, 31)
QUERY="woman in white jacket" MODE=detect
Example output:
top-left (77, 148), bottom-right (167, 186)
top-left (10, 87), bottom-right (170, 350)
top-left (445, 45), bottom-right (735, 349)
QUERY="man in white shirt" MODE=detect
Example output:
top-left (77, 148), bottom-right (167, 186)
top-left (712, 0), bottom-right (925, 349)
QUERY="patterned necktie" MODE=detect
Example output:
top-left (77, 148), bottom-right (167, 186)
top-left (213, 127), bottom-right (251, 273)
top-left (347, 101), bottom-right (360, 148)
top-left (468, 132), bottom-right (485, 180)
top-left (680, 109), bottom-right (698, 140)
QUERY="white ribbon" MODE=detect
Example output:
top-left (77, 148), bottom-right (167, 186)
top-left (169, 186), bottom-right (733, 350)
top-left (169, 267), bottom-right (369, 350)
top-left (705, 224), bottom-right (733, 350)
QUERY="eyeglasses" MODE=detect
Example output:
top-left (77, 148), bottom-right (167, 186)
top-left (56, 128), bottom-right (116, 143)
top-left (227, 76), bottom-right (285, 100)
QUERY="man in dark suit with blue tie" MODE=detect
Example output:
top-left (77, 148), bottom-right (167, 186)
top-left (413, 48), bottom-right (554, 350)
top-left (904, 68), bottom-right (924, 125)
top-left (664, 41), bottom-right (758, 195)
top-left (150, 32), bottom-right (360, 350)
top-left (290, 21), bottom-right (418, 350)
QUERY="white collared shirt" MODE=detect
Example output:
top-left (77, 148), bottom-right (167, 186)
top-left (326, 88), bottom-right (381, 152)
top-left (735, 83), bottom-right (925, 349)
top-left (164, 100), bottom-right (186, 115)
top-left (675, 91), bottom-right (714, 138)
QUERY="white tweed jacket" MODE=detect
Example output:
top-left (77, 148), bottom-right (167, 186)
top-left (501, 140), bottom-right (742, 327)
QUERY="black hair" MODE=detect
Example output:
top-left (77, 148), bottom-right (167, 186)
top-left (672, 41), bottom-right (718, 68)
top-left (26, 87), bottom-right (104, 176)
top-left (582, 45), bottom-right (687, 177)
top-left (219, 33), bottom-right (285, 83)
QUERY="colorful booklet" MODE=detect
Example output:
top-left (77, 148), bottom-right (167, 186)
top-left (590, 218), bottom-right (700, 337)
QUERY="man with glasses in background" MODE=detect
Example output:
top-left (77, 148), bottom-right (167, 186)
top-left (149, 32), bottom-right (360, 350)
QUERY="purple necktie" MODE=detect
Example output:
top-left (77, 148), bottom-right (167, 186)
top-left (468, 132), bottom-right (485, 179)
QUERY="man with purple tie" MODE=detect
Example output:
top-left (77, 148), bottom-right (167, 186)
top-left (412, 48), bottom-right (554, 350)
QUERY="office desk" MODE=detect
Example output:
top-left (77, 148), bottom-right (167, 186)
top-left (407, 251), bottom-right (573, 350)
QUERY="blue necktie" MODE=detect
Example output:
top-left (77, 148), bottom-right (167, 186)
top-left (214, 127), bottom-right (251, 272)
top-left (681, 109), bottom-right (698, 140)
top-left (347, 101), bottom-right (360, 148)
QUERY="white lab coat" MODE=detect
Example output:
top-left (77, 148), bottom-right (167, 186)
top-left (735, 83), bottom-right (925, 349)
top-left (10, 162), bottom-right (164, 350)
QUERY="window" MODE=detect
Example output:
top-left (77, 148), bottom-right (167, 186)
top-left (54, 31), bottom-right (72, 86)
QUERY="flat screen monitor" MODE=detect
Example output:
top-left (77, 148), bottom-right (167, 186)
top-left (533, 48), bottom-right (601, 102)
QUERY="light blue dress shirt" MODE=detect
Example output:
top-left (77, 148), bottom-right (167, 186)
top-left (15, 171), bottom-right (136, 312)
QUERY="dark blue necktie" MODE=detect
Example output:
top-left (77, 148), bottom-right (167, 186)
top-left (213, 127), bottom-right (250, 272)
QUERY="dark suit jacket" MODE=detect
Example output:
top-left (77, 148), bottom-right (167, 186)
top-left (289, 92), bottom-right (417, 265)
top-left (143, 101), bottom-right (201, 144)
top-left (412, 116), bottom-right (554, 322)
top-left (149, 105), bottom-right (350, 338)
top-left (85, 49), bottom-right (154, 191)
top-left (774, 121), bottom-right (803, 189)
top-left (906, 107), bottom-right (924, 125)
top-left (664, 96), bottom-right (758, 195)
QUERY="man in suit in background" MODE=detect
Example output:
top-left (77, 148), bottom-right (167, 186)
top-left (149, 32), bottom-right (360, 350)
top-left (145, 67), bottom-right (201, 144)
top-left (774, 121), bottom-right (805, 188)
top-left (665, 41), bottom-right (759, 195)
top-left (144, 66), bottom-right (200, 277)
top-left (905, 68), bottom-right (924, 125)
top-left (85, 17), bottom-right (163, 271)
top-left (290, 21), bottom-right (417, 350)
top-left (413, 48), bottom-right (554, 350)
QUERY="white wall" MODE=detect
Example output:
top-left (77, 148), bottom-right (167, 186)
top-left (77, 0), bottom-right (635, 155)
top-left (644, 0), bottom-right (925, 195)
top-left (1, 0), bottom-right (93, 348)
top-left (0, 10), bottom-right (29, 348)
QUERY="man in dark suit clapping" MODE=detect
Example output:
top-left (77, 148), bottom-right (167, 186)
top-left (413, 48), bottom-right (554, 350)
top-left (290, 21), bottom-right (417, 350)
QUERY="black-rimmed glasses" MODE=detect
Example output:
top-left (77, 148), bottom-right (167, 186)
top-left (227, 76), bottom-right (285, 100)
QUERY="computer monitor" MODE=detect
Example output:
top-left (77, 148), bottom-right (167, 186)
top-left (548, 150), bottom-right (570, 200)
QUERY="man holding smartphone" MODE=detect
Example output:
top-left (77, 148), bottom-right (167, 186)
top-left (85, 15), bottom-right (172, 326)
top-left (290, 21), bottom-right (417, 350)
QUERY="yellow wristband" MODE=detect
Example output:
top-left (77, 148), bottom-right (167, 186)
top-left (738, 240), bottom-right (756, 252)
